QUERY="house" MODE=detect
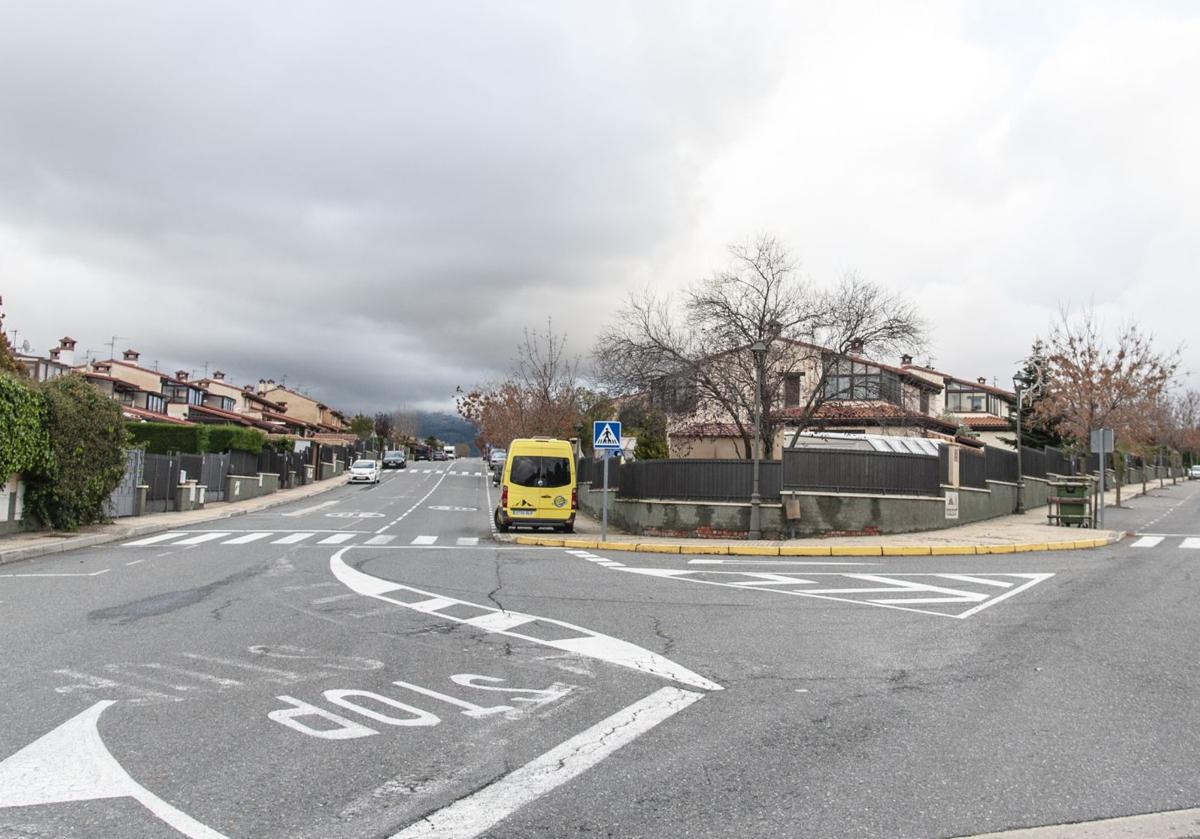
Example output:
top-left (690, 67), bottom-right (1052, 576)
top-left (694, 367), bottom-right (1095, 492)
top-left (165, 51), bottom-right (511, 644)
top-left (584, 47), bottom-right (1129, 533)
top-left (82, 349), bottom-right (189, 425)
top-left (258, 381), bottom-right (350, 434)
top-left (15, 336), bottom-right (75, 382)
top-left (660, 339), bottom-right (1016, 459)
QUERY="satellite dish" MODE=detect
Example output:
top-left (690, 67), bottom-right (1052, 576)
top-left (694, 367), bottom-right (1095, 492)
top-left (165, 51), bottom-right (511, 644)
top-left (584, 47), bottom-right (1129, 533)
top-left (20, 340), bottom-right (31, 352)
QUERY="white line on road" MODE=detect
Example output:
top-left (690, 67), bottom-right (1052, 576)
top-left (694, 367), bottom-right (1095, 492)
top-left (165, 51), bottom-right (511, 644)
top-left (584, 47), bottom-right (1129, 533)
top-left (457, 537), bottom-right (479, 546)
top-left (687, 558), bottom-right (880, 566)
top-left (281, 500), bottom-right (340, 517)
top-left (363, 535), bottom-right (395, 546)
top-left (172, 532), bottom-right (231, 546)
top-left (1, 569), bottom-right (111, 578)
top-left (271, 532), bottom-right (315, 545)
top-left (123, 532), bottom-right (188, 546)
top-left (390, 687), bottom-right (704, 839)
top-left (1132, 536), bottom-right (1165, 548)
top-left (411, 535), bottom-right (437, 545)
top-left (222, 532), bottom-right (274, 545)
top-left (318, 533), bottom-right (356, 545)
top-left (1181, 537), bottom-right (1200, 549)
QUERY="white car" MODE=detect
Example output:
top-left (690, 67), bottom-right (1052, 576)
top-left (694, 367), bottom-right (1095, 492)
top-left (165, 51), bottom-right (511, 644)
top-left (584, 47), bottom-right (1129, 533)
top-left (1190, 464), bottom-right (1200, 480)
top-left (348, 459), bottom-right (380, 484)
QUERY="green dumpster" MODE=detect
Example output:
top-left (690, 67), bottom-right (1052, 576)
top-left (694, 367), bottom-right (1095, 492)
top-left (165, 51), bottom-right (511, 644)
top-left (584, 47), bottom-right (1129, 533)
top-left (1050, 479), bottom-right (1091, 527)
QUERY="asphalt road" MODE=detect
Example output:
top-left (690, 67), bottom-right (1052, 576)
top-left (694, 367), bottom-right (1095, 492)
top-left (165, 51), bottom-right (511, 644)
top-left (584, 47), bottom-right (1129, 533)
top-left (2, 464), bottom-right (1199, 838)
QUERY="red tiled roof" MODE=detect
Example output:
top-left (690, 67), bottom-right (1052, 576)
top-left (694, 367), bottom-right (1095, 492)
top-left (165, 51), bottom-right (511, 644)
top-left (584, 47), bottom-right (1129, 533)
top-left (958, 414), bottom-right (1012, 430)
top-left (904, 365), bottom-right (1016, 399)
top-left (187, 403), bottom-right (276, 430)
top-left (261, 410), bottom-right (313, 430)
top-left (123, 406), bottom-right (191, 425)
top-left (104, 359), bottom-right (170, 380)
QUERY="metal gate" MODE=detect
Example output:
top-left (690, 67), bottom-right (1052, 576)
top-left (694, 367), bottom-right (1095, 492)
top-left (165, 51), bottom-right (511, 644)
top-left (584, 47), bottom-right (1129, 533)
top-left (104, 449), bottom-right (144, 518)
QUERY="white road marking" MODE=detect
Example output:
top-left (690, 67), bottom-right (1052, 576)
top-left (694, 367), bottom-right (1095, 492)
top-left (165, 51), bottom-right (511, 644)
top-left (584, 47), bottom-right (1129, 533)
top-left (222, 532), bottom-right (274, 545)
top-left (173, 532), bottom-right (231, 546)
top-left (180, 654), bottom-right (301, 684)
top-left (125, 559), bottom-right (144, 566)
top-left (376, 464), bottom-right (457, 533)
top-left (0, 701), bottom-right (227, 838)
top-left (1132, 536), bottom-right (1165, 548)
top-left (390, 687), bottom-right (704, 839)
top-left (123, 532), bottom-right (188, 546)
top-left (137, 663), bottom-right (242, 687)
top-left (464, 611), bottom-right (537, 631)
top-left (364, 535), bottom-right (395, 546)
top-left (311, 594), bottom-right (358, 605)
top-left (456, 537), bottom-right (479, 546)
top-left (1, 569), bottom-right (111, 578)
top-left (1180, 537), bottom-right (1200, 549)
top-left (272, 532), bottom-right (315, 545)
top-left (688, 558), bottom-right (879, 566)
top-left (282, 500), bottom-right (340, 517)
top-left (330, 549), bottom-right (721, 691)
top-left (936, 574), bottom-right (1014, 588)
top-left (318, 533), bottom-right (356, 545)
top-left (411, 535), bottom-right (438, 545)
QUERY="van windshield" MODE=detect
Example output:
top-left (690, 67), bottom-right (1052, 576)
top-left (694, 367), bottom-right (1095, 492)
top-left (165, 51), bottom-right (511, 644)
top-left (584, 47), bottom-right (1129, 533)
top-left (509, 456), bottom-right (571, 488)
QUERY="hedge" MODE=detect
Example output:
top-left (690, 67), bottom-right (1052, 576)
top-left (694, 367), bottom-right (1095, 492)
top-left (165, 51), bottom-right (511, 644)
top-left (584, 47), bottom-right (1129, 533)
top-left (0, 373), bottom-right (51, 479)
top-left (206, 425), bottom-right (266, 454)
top-left (127, 422), bottom-right (209, 454)
top-left (25, 375), bottom-right (127, 531)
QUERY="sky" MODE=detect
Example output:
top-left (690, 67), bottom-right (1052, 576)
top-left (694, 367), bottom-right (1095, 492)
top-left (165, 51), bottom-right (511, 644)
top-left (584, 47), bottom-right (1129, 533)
top-left (1, 0), bottom-right (1196, 413)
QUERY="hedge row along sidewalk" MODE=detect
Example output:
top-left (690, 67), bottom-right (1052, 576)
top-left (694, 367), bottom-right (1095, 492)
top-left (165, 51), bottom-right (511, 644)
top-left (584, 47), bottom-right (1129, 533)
top-left (0, 475), bottom-right (342, 567)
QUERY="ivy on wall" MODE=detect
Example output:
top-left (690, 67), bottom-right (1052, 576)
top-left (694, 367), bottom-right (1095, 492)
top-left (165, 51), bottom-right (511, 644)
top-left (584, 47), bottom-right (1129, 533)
top-left (0, 373), bottom-right (51, 479)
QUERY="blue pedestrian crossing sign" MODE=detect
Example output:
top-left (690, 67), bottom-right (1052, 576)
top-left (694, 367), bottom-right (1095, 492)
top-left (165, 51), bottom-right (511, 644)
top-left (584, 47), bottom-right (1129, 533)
top-left (593, 421), bottom-right (622, 451)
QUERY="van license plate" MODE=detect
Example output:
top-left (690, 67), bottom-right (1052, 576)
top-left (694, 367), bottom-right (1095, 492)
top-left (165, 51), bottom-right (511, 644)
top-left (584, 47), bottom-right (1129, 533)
top-left (512, 509), bottom-right (535, 516)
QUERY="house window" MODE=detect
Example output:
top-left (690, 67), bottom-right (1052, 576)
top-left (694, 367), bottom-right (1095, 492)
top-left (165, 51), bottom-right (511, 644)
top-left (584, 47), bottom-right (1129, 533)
top-left (822, 359), bottom-right (901, 405)
top-left (221, 396), bottom-right (235, 412)
top-left (920, 391), bottom-right (929, 414)
top-left (947, 386), bottom-right (988, 412)
top-left (146, 394), bottom-right (165, 414)
top-left (190, 388), bottom-right (203, 406)
top-left (784, 373), bottom-right (803, 408)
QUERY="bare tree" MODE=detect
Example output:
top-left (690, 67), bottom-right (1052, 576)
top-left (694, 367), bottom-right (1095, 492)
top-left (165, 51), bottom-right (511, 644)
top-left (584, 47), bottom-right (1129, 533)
top-left (457, 319), bottom-right (583, 448)
top-left (594, 235), bottom-right (926, 458)
top-left (389, 406), bottom-right (421, 443)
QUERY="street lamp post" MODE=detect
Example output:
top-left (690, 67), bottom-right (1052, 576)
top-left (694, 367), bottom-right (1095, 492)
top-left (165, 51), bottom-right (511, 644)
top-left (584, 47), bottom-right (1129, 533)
top-left (748, 340), bottom-right (767, 540)
top-left (1014, 382), bottom-right (1025, 514)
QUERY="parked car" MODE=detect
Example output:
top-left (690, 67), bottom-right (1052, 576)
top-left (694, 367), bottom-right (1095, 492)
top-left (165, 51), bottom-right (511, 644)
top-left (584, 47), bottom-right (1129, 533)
top-left (382, 450), bottom-right (407, 470)
top-left (1190, 464), bottom-right (1200, 480)
top-left (413, 446), bottom-right (430, 461)
top-left (493, 437), bottom-right (576, 533)
top-left (348, 459), bottom-right (380, 484)
top-left (489, 449), bottom-right (506, 485)
top-left (432, 449), bottom-right (447, 461)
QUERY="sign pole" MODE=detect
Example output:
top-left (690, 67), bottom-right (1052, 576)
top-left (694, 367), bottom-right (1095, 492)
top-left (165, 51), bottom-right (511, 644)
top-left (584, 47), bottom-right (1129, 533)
top-left (601, 453), bottom-right (609, 542)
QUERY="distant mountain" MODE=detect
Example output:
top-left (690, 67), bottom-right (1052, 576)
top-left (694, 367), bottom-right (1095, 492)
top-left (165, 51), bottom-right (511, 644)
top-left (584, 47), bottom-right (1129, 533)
top-left (417, 412), bottom-right (478, 453)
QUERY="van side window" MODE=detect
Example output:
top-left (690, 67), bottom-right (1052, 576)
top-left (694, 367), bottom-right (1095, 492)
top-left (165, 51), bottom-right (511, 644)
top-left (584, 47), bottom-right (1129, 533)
top-left (509, 456), bottom-right (571, 488)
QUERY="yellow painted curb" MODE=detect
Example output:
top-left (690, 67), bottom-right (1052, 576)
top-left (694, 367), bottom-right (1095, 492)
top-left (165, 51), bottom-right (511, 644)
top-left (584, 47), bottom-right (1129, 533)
top-left (1044, 541), bottom-right (1075, 550)
top-left (1020, 543), bottom-right (1051, 553)
top-left (534, 537), bottom-right (566, 548)
top-left (1072, 538), bottom-right (1098, 549)
top-left (831, 545), bottom-right (883, 556)
top-left (730, 545), bottom-right (782, 556)
top-left (930, 545), bottom-right (977, 555)
top-left (779, 546), bottom-right (833, 557)
top-left (601, 541), bottom-right (641, 552)
top-left (978, 544), bottom-right (1016, 554)
top-left (636, 543), bottom-right (681, 554)
top-left (679, 544), bottom-right (730, 555)
top-left (561, 538), bottom-right (600, 549)
top-left (882, 546), bottom-right (931, 556)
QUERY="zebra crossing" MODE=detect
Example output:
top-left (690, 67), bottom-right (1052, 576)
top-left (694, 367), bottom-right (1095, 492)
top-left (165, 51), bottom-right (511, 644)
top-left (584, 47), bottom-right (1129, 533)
top-left (396, 469), bottom-right (486, 477)
top-left (1130, 535), bottom-right (1200, 549)
top-left (122, 531), bottom-right (484, 548)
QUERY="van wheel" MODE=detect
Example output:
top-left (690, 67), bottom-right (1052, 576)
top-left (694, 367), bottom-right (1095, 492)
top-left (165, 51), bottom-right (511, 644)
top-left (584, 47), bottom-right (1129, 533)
top-left (495, 510), bottom-right (510, 533)
top-left (562, 523), bottom-right (574, 534)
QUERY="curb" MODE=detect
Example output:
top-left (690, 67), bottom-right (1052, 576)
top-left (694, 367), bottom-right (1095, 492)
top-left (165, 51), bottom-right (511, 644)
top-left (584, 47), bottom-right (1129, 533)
top-left (0, 479), bottom-right (343, 568)
top-left (512, 533), bottom-right (1123, 557)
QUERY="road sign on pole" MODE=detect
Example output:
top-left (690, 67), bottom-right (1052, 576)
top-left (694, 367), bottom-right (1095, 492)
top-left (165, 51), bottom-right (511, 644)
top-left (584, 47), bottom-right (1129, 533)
top-left (593, 421), bottom-right (622, 451)
top-left (1090, 428), bottom-right (1113, 527)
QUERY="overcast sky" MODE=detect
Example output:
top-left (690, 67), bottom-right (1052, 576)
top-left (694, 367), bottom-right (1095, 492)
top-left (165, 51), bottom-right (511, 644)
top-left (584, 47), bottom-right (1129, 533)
top-left (2, 1), bottom-right (1196, 413)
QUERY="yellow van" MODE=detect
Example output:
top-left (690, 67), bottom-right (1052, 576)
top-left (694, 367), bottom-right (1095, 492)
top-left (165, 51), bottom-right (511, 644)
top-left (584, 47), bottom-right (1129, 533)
top-left (494, 437), bottom-right (577, 533)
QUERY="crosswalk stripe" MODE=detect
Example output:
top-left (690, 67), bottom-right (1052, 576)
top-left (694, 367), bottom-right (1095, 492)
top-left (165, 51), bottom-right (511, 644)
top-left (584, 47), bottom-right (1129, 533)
top-left (412, 535), bottom-right (438, 545)
top-left (364, 535), bottom-right (395, 546)
top-left (457, 537), bottom-right (479, 546)
top-left (173, 532), bottom-right (232, 546)
top-left (318, 533), bottom-right (356, 545)
top-left (272, 532), bottom-right (315, 545)
top-left (223, 532), bottom-right (274, 545)
top-left (464, 611), bottom-right (537, 631)
top-left (1181, 537), bottom-right (1200, 550)
top-left (1132, 536), bottom-right (1164, 548)
top-left (123, 532), bottom-right (188, 546)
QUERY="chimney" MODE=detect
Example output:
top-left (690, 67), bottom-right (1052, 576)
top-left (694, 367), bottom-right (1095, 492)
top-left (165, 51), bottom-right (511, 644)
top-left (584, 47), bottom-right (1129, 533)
top-left (977, 376), bottom-right (987, 385)
top-left (258, 378), bottom-right (267, 394)
top-left (176, 370), bottom-right (189, 382)
top-left (213, 370), bottom-right (225, 381)
top-left (901, 354), bottom-right (913, 366)
top-left (848, 338), bottom-right (864, 355)
top-left (49, 347), bottom-right (61, 361)
top-left (122, 349), bottom-right (140, 363)
top-left (58, 336), bottom-right (77, 366)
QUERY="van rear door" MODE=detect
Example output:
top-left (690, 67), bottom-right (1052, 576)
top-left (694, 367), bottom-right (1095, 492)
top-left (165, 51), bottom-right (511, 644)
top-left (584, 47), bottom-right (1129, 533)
top-left (505, 442), bottom-right (573, 522)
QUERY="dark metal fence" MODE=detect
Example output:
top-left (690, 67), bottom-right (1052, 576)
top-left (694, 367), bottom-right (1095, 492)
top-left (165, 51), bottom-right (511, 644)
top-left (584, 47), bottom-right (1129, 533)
top-left (143, 453), bottom-right (180, 513)
top-left (619, 459), bottom-right (781, 502)
top-left (985, 446), bottom-right (1019, 484)
top-left (783, 448), bottom-right (941, 496)
top-left (958, 449), bottom-right (987, 489)
top-left (576, 457), bottom-right (623, 488)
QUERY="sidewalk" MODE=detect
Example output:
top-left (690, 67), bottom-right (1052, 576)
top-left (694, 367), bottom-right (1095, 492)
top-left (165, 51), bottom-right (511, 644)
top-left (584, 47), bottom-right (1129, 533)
top-left (0, 478), bottom-right (343, 567)
top-left (509, 481), bottom-right (1174, 557)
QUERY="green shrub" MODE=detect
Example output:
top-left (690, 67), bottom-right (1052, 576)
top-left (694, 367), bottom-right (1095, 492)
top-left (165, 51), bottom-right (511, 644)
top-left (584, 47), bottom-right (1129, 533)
top-left (25, 375), bottom-right (128, 531)
top-left (0, 373), bottom-right (51, 478)
top-left (127, 422), bottom-right (209, 454)
top-left (206, 425), bottom-right (265, 454)
top-left (266, 435), bottom-right (297, 452)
